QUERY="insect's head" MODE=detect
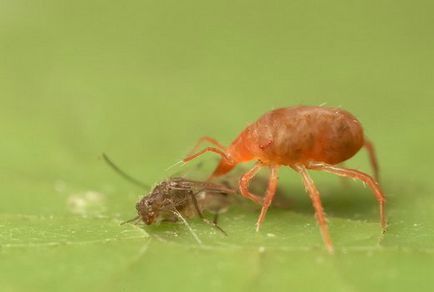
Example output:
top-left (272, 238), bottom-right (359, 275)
top-left (136, 197), bottom-right (160, 225)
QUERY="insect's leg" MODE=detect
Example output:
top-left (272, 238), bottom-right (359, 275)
top-left (188, 136), bottom-right (226, 156)
top-left (213, 213), bottom-right (219, 225)
top-left (295, 164), bottom-right (334, 254)
top-left (364, 138), bottom-right (380, 181)
top-left (255, 166), bottom-right (279, 232)
top-left (189, 191), bottom-right (205, 219)
top-left (183, 147), bottom-right (230, 164)
top-left (308, 162), bottom-right (386, 232)
top-left (210, 213), bottom-right (227, 235)
top-left (170, 209), bottom-right (203, 245)
top-left (189, 191), bottom-right (227, 236)
top-left (239, 162), bottom-right (264, 205)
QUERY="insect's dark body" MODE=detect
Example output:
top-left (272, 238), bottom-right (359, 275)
top-left (136, 177), bottom-right (234, 225)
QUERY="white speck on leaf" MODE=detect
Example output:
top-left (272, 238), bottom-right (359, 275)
top-left (67, 191), bottom-right (106, 216)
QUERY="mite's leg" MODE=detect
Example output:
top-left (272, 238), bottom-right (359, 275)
top-left (183, 147), bottom-right (230, 163)
top-left (295, 164), bottom-right (334, 253)
top-left (189, 191), bottom-right (227, 236)
top-left (188, 136), bottom-right (226, 156)
top-left (364, 138), bottom-right (380, 181)
top-left (239, 162), bottom-right (264, 205)
top-left (337, 162), bottom-right (349, 187)
top-left (308, 162), bottom-right (386, 232)
top-left (255, 166), bottom-right (279, 232)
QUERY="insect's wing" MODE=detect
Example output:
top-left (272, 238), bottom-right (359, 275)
top-left (168, 177), bottom-right (196, 191)
top-left (198, 180), bottom-right (235, 194)
top-left (173, 177), bottom-right (235, 195)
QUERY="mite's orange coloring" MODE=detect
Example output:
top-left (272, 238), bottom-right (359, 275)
top-left (183, 105), bottom-right (386, 253)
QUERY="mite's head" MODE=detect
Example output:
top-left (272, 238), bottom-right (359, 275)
top-left (210, 134), bottom-right (256, 178)
top-left (211, 158), bottom-right (237, 178)
top-left (136, 197), bottom-right (160, 225)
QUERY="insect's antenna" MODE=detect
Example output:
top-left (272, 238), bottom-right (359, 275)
top-left (102, 153), bottom-right (150, 189)
top-left (170, 210), bottom-right (203, 245)
top-left (120, 215), bottom-right (141, 225)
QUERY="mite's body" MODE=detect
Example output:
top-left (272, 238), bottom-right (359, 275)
top-left (213, 106), bottom-right (366, 174)
top-left (184, 105), bottom-right (385, 253)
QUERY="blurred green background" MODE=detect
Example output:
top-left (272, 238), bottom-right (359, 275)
top-left (1, 0), bottom-right (434, 291)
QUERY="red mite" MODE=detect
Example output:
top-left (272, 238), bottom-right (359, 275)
top-left (183, 105), bottom-right (386, 253)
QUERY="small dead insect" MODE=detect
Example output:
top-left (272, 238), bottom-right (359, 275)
top-left (102, 154), bottom-right (234, 238)
top-left (183, 105), bottom-right (386, 253)
top-left (131, 177), bottom-right (233, 233)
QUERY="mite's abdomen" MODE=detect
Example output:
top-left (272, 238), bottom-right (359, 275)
top-left (239, 106), bottom-right (365, 166)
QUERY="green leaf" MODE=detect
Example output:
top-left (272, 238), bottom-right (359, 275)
top-left (1, 0), bottom-right (434, 291)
